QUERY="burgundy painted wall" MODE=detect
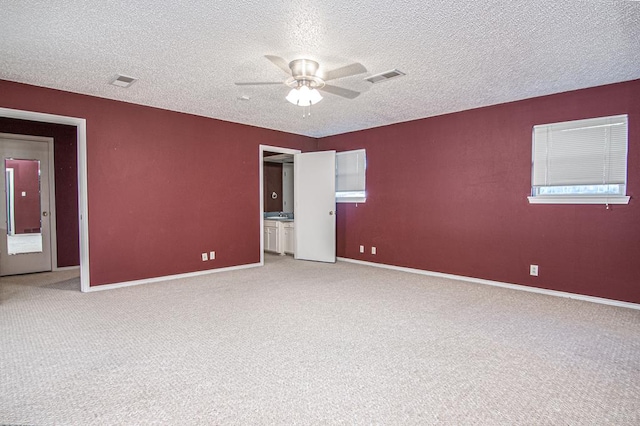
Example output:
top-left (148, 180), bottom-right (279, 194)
top-left (2, 78), bottom-right (637, 303)
top-left (0, 118), bottom-right (79, 267)
top-left (5, 159), bottom-right (41, 233)
top-left (320, 80), bottom-right (640, 304)
top-left (0, 80), bottom-right (316, 286)
top-left (264, 162), bottom-right (283, 212)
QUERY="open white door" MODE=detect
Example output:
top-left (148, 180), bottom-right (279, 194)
top-left (0, 135), bottom-right (53, 276)
top-left (294, 151), bottom-right (336, 263)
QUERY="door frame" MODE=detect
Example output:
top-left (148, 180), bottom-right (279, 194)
top-left (5, 167), bottom-right (15, 235)
top-left (0, 107), bottom-right (89, 292)
top-left (0, 133), bottom-right (58, 273)
top-left (259, 145), bottom-right (300, 265)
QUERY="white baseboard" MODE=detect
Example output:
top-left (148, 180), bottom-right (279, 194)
top-left (54, 265), bottom-right (80, 271)
top-left (84, 262), bottom-right (262, 293)
top-left (337, 257), bottom-right (640, 311)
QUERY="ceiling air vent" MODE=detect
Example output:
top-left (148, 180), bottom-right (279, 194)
top-left (110, 74), bottom-right (137, 88)
top-left (365, 69), bottom-right (406, 84)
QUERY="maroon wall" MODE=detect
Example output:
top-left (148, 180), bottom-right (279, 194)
top-left (5, 159), bottom-right (41, 233)
top-left (3, 77), bottom-right (638, 302)
top-left (0, 80), bottom-right (316, 286)
top-left (0, 118), bottom-right (79, 267)
top-left (320, 80), bottom-right (640, 304)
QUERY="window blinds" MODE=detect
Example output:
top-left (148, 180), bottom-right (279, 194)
top-left (532, 115), bottom-right (628, 187)
top-left (336, 149), bottom-right (366, 202)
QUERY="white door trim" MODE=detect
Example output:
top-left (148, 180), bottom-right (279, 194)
top-left (0, 133), bottom-right (57, 273)
top-left (0, 107), bottom-right (89, 292)
top-left (259, 145), bottom-right (301, 265)
top-left (5, 168), bottom-right (15, 235)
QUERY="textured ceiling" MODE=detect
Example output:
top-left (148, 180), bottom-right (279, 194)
top-left (1, 1), bottom-right (639, 138)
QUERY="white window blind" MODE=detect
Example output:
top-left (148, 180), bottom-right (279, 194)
top-left (529, 114), bottom-right (629, 204)
top-left (336, 149), bottom-right (366, 203)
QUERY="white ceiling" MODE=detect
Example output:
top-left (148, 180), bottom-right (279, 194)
top-left (1, 1), bottom-right (639, 138)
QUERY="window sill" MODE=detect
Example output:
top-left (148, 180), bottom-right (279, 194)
top-left (336, 198), bottom-right (366, 204)
top-left (336, 191), bottom-right (366, 203)
top-left (527, 195), bottom-right (630, 205)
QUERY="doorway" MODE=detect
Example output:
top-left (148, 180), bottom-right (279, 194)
top-left (260, 145), bottom-right (300, 264)
top-left (263, 152), bottom-right (294, 213)
top-left (0, 107), bottom-right (88, 291)
top-left (259, 145), bottom-right (337, 265)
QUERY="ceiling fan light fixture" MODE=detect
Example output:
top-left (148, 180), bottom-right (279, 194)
top-left (286, 84), bottom-right (323, 106)
top-left (309, 88), bottom-right (322, 104)
top-left (286, 88), bottom-right (299, 104)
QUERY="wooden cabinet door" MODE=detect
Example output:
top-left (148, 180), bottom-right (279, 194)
top-left (284, 224), bottom-right (294, 254)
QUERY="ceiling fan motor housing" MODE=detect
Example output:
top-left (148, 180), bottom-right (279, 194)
top-left (289, 59), bottom-right (319, 78)
top-left (287, 59), bottom-right (325, 89)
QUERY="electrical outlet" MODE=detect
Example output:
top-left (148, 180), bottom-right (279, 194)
top-left (530, 264), bottom-right (538, 276)
top-left (201, 253), bottom-right (208, 261)
top-left (371, 246), bottom-right (377, 255)
top-left (210, 251), bottom-right (215, 260)
top-left (359, 245), bottom-right (364, 253)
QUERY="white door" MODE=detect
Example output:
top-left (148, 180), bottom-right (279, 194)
top-left (294, 151), bottom-right (336, 263)
top-left (0, 136), bottom-right (53, 276)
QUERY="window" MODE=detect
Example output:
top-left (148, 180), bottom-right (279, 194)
top-left (528, 114), bottom-right (629, 205)
top-left (336, 149), bottom-right (366, 203)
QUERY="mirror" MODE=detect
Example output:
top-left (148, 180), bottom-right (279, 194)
top-left (263, 152), bottom-right (294, 214)
top-left (5, 158), bottom-right (43, 255)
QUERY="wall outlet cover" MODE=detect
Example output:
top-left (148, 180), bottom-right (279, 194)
top-left (201, 253), bottom-right (208, 261)
top-left (210, 251), bottom-right (215, 260)
top-left (530, 264), bottom-right (539, 276)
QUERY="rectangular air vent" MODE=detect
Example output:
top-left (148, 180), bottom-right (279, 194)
top-left (365, 69), bottom-right (406, 84)
top-left (110, 74), bottom-right (137, 88)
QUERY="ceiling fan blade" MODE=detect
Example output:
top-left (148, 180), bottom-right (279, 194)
top-left (265, 55), bottom-right (292, 75)
top-left (319, 84), bottom-right (361, 99)
top-left (234, 82), bottom-right (283, 86)
top-left (323, 63), bottom-right (367, 81)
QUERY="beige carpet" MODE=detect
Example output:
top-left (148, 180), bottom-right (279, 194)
top-left (1, 254), bottom-right (639, 425)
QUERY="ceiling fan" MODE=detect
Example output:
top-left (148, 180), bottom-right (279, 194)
top-left (235, 55), bottom-right (367, 107)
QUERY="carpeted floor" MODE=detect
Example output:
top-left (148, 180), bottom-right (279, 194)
top-left (1, 254), bottom-right (639, 425)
